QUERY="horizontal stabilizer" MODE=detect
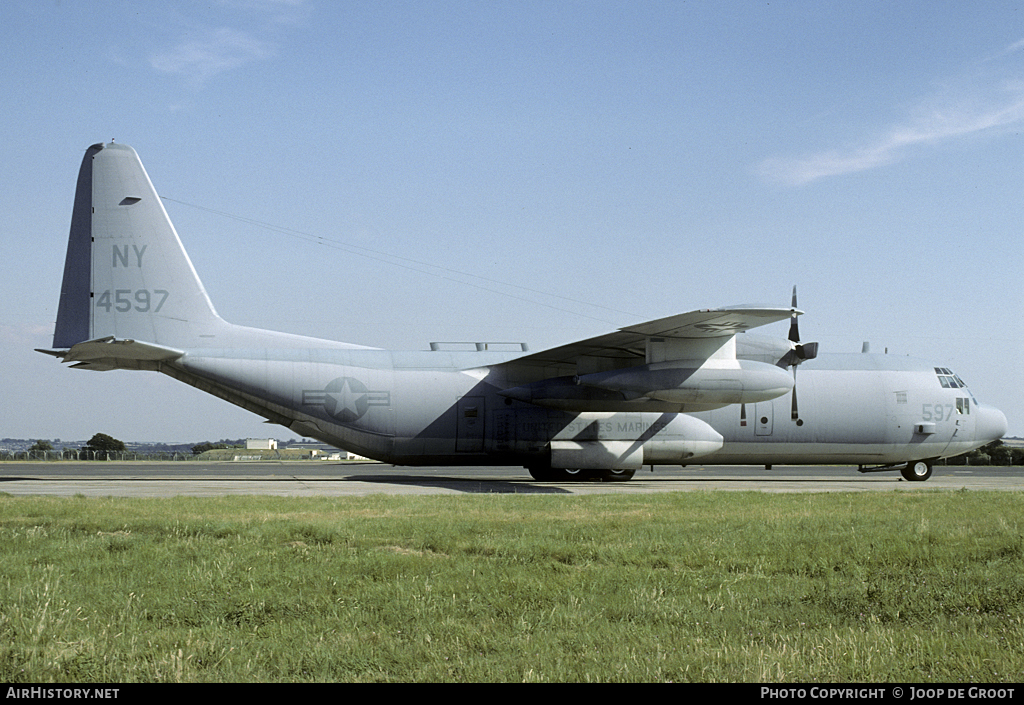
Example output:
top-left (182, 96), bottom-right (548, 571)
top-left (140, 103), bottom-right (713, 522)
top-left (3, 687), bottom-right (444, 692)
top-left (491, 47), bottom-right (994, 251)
top-left (37, 336), bottom-right (184, 371)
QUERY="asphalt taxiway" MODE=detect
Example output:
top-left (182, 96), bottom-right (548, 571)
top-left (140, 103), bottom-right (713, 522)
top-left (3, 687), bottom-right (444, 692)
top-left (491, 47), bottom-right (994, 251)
top-left (1, 462), bottom-right (1022, 498)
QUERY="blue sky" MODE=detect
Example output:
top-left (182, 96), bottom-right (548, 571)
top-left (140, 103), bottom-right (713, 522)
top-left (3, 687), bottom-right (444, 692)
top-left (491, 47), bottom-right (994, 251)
top-left (1, 0), bottom-right (1021, 443)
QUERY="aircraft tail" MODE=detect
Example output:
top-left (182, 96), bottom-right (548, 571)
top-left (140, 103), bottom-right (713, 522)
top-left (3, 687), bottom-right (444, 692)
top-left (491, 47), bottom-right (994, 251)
top-left (53, 142), bottom-right (227, 349)
top-left (47, 142), bottom-right (374, 364)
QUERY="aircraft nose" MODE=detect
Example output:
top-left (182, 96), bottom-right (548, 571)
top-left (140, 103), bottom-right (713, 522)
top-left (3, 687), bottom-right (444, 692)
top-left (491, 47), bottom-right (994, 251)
top-left (975, 404), bottom-right (1008, 443)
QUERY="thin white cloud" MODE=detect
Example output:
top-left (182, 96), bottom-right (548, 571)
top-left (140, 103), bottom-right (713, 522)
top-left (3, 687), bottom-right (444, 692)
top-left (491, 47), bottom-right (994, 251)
top-left (150, 27), bottom-right (274, 86)
top-left (1001, 37), bottom-right (1024, 55)
top-left (759, 39), bottom-right (1024, 186)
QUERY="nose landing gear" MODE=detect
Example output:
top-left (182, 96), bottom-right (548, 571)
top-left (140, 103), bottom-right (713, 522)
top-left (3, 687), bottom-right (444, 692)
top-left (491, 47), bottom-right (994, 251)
top-left (901, 460), bottom-right (933, 482)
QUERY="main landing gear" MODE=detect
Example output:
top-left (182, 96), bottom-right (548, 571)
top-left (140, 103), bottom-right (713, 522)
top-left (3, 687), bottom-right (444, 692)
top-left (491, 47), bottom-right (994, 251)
top-left (526, 466), bottom-right (637, 482)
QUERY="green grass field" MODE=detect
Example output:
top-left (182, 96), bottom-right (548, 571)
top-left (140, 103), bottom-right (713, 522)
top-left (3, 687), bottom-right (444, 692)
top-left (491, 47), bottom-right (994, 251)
top-left (1, 490), bottom-right (1021, 682)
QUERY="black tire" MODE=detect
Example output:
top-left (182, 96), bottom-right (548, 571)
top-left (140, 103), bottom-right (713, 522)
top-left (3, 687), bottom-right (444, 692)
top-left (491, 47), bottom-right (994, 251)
top-left (526, 464), bottom-right (556, 481)
top-left (527, 466), bottom-right (596, 481)
top-left (601, 468), bottom-right (636, 482)
top-left (901, 461), bottom-right (933, 482)
top-left (558, 467), bottom-right (596, 481)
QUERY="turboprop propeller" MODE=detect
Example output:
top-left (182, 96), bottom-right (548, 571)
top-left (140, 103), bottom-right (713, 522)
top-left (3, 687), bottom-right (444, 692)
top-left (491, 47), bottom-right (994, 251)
top-left (781, 286), bottom-right (818, 420)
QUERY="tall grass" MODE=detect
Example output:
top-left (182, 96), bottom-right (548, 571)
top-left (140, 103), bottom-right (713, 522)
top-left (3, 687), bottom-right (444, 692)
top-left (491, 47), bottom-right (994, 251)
top-left (0, 491), bottom-right (1021, 682)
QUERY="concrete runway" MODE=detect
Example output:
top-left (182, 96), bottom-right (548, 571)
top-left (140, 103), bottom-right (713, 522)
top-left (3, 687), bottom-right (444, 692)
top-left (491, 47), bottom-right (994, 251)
top-left (1, 462), bottom-right (1022, 497)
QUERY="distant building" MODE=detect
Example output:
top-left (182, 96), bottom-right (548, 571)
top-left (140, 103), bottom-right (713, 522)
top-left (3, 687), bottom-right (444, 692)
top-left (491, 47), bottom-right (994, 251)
top-left (285, 439), bottom-right (367, 461)
top-left (246, 438), bottom-right (278, 450)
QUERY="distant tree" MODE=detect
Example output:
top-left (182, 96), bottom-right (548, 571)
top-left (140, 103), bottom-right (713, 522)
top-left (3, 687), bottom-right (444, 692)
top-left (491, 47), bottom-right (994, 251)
top-left (84, 433), bottom-right (126, 459)
top-left (987, 442), bottom-right (1012, 466)
top-left (28, 440), bottom-right (53, 452)
top-left (191, 441), bottom-right (230, 455)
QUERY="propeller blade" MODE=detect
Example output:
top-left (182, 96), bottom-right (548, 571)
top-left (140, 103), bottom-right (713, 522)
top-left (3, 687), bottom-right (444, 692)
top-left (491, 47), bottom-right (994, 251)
top-left (788, 285), bottom-right (800, 343)
top-left (791, 368), bottom-right (799, 420)
top-left (797, 341), bottom-right (819, 361)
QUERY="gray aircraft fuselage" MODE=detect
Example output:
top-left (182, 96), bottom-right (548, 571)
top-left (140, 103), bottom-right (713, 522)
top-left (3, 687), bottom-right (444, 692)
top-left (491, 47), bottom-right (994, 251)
top-left (169, 344), bottom-right (1003, 469)
top-left (40, 143), bottom-right (1008, 482)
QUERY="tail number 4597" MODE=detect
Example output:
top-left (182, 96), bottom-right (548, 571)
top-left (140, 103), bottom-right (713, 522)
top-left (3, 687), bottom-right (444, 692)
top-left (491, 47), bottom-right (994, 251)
top-left (95, 289), bottom-right (169, 313)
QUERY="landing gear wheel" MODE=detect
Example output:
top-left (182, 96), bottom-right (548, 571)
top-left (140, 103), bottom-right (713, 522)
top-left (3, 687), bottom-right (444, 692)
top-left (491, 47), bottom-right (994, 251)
top-left (527, 466), bottom-right (597, 481)
top-left (527, 465), bottom-right (556, 481)
top-left (600, 468), bottom-right (636, 482)
top-left (558, 468), bottom-right (596, 481)
top-left (901, 461), bottom-right (933, 482)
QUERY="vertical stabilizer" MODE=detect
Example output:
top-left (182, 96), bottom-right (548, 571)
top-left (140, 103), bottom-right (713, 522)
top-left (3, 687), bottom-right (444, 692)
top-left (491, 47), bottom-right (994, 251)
top-left (52, 142), bottom-right (226, 348)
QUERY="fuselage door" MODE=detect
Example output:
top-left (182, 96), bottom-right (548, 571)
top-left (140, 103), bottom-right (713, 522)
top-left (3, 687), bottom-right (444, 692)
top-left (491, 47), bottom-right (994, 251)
top-left (456, 396), bottom-right (485, 452)
top-left (945, 394), bottom-right (977, 457)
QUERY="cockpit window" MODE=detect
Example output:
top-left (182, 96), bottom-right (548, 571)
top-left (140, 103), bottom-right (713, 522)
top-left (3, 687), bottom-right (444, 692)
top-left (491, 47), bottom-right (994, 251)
top-left (935, 368), bottom-right (964, 388)
top-left (936, 368), bottom-right (980, 405)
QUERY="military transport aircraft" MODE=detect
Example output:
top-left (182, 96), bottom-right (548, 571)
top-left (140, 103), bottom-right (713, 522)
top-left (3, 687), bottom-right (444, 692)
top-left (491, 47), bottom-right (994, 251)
top-left (38, 143), bottom-right (1007, 482)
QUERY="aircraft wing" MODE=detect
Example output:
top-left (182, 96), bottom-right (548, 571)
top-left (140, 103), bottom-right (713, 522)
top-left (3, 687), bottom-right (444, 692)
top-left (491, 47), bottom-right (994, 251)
top-left (499, 306), bottom-right (797, 375)
top-left (37, 336), bottom-right (184, 371)
top-left (492, 306), bottom-right (799, 412)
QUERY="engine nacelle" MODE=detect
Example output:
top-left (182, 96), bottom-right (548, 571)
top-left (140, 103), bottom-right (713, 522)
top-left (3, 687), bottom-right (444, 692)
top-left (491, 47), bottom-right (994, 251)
top-left (577, 359), bottom-right (793, 405)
